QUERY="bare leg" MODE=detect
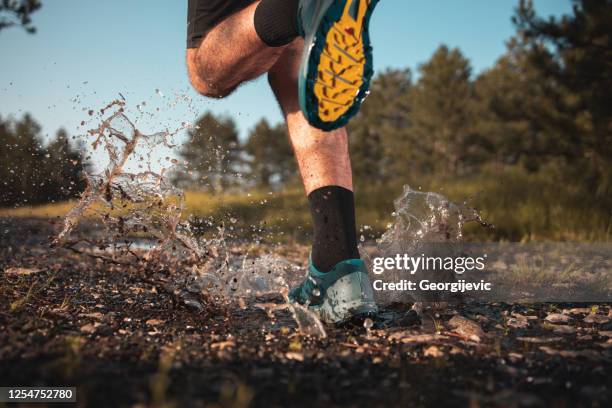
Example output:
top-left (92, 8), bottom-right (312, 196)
top-left (267, 39), bottom-right (353, 195)
top-left (187, 1), bottom-right (287, 98)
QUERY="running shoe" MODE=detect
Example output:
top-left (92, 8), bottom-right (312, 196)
top-left (298, 0), bottom-right (379, 131)
top-left (288, 257), bottom-right (378, 324)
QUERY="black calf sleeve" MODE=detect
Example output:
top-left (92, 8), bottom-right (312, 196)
top-left (254, 0), bottom-right (300, 47)
top-left (308, 186), bottom-right (360, 272)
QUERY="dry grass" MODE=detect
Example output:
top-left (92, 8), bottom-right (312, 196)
top-left (0, 200), bottom-right (77, 218)
top-left (2, 166), bottom-right (610, 242)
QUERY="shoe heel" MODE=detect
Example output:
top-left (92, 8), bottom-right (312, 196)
top-left (318, 270), bottom-right (378, 323)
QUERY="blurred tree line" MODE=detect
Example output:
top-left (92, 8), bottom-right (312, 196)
top-left (176, 0), bottom-right (612, 208)
top-left (0, 114), bottom-right (89, 206)
top-left (3, 0), bottom-right (610, 220)
top-left (351, 0), bottom-right (611, 204)
top-left (173, 112), bottom-right (296, 192)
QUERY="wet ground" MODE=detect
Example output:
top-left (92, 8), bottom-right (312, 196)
top-left (1, 218), bottom-right (611, 407)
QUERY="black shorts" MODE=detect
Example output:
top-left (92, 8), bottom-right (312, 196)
top-left (187, 0), bottom-right (257, 48)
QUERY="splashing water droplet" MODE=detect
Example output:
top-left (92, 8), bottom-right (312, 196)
top-left (51, 98), bottom-right (486, 338)
top-left (364, 185), bottom-right (488, 307)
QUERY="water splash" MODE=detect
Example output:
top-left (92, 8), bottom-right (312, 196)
top-left (53, 99), bottom-right (203, 260)
top-left (54, 98), bottom-right (485, 336)
top-left (54, 98), bottom-right (327, 337)
top-left (363, 185), bottom-right (490, 308)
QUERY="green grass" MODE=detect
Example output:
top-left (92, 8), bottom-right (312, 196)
top-left (427, 165), bottom-right (612, 241)
top-left (1, 166), bottom-right (610, 242)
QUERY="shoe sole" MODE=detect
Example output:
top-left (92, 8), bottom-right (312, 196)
top-left (299, 0), bottom-right (379, 131)
top-left (306, 269), bottom-right (378, 325)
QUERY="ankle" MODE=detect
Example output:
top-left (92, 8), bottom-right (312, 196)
top-left (309, 185), bottom-right (360, 272)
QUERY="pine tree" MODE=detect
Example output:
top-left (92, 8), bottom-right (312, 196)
top-left (177, 111), bottom-right (242, 192)
top-left (0, 115), bottom-right (88, 206)
top-left (473, 37), bottom-right (561, 171)
top-left (407, 45), bottom-right (476, 175)
top-left (0, 0), bottom-right (41, 33)
top-left (244, 118), bottom-right (296, 188)
top-left (348, 69), bottom-right (412, 185)
top-left (514, 0), bottom-right (612, 197)
top-left (43, 128), bottom-right (89, 202)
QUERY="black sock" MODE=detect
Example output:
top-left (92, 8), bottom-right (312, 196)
top-left (254, 0), bottom-right (300, 47)
top-left (308, 186), bottom-right (360, 272)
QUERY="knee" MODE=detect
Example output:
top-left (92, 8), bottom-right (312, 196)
top-left (186, 51), bottom-right (235, 98)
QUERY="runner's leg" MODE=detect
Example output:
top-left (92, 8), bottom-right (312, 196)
top-left (268, 39), bottom-right (360, 272)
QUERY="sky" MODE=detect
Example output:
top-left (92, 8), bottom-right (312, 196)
top-left (0, 0), bottom-right (573, 147)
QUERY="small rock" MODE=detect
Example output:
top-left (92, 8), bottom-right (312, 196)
top-left (517, 336), bottom-right (562, 344)
top-left (545, 313), bottom-right (570, 324)
top-left (423, 345), bottom-right (444, 358)
top-left (183, 299), bottom-right (203, 312)
top-left (507, 316), bottom-right (529, 329)
top-left (449, 346), bottom-right (464, 355)
top-left (4, 267), bottom-right (43, 276)
top-left (508, 352), bottom-right (524, 361)
top-left (448, 315), bottom-right (484, 342)
top-left (551, 325), bottom-right (576, 335)
top-left (388, 332), bottom-right (443, 344)
top-left (598, 331), bottom-right (612, 338)
top-left (80, 323), bottom-right (96, 334)
top-left (563, 308), bottom-right (590, 315)
top-left (145, 319), bottom-right (163, 326)
top-left (285, 351), bottom-right (304, 361)
top-left (584, 314), bottom-right (610, 324)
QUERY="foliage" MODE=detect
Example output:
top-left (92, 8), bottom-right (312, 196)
top-left (0, 0), bottom-right (41, 33)
top-left (174, 112), bottom-right (242, 192)
top-left (513, 0), bottom-right (612, 199)
top-left (348, 68), bottom-right (412, 184)
top-left (2, 1), bottom-right (611, 243)
top-left (408, 46), bottom-right (478, 174)
top-left (244, 119), bottom-right (296, 188)
top-left (0, 114), bottom-right (89, 206)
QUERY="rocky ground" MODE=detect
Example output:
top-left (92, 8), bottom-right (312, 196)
top-left (1, 218), bottom-right (611, 407)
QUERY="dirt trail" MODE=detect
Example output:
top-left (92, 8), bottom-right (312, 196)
top-left (1, 218), bottom-right (611, 407)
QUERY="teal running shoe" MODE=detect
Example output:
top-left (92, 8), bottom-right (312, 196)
top-left (288, 257), bottom-right (378, 324)
top-left (298, 0), bottom-right (379, 131)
